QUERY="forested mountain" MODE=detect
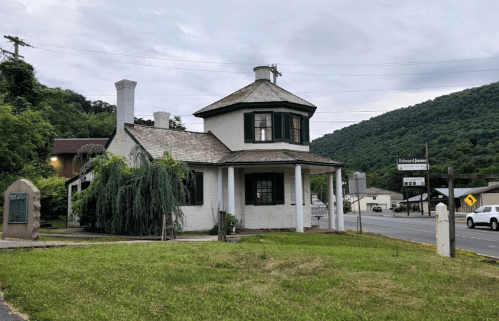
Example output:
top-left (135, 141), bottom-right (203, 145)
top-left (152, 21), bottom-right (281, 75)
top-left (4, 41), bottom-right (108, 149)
top-left (310, 82), bottom-right (499, 192)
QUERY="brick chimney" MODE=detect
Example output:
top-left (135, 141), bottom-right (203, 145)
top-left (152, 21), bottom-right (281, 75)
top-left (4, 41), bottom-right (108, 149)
top-left (154, 111), bottom-right (170, 129)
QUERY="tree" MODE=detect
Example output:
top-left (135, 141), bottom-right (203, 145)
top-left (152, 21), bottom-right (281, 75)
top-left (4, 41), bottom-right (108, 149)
top-left (71, 148), bottom-right (191, 235)
top-left (0, 102), bottom-right (56, 175)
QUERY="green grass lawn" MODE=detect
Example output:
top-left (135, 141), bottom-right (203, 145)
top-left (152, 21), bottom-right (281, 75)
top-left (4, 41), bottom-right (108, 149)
top-left (0, 232), bottom-right (498, 320)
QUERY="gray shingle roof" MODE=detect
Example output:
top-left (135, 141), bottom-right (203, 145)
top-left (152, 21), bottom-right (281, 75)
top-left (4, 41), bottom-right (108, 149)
top-left (193, 79), bottom-right (316, 117)
top-left (125, 125), bottom-right (230, 163)
top-left (124, 125), bottom-right (342, 167)
top-left (434, 187), bottom-right (487, 198)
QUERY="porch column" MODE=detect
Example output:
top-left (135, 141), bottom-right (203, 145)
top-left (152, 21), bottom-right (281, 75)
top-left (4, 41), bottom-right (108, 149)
top-left (295, 164), bottom-right (304, 232)
top-left (228, 166), bottom-right (235, 215)
top-left (217, 167), bottom-right (223, 212)
top-left (336, 168), bottom-right (344, 231)
top-left (327, 172), bottom-right (335, 229)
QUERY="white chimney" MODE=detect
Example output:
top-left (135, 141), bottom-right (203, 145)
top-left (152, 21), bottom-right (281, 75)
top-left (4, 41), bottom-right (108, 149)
top-left (154, 111), bottom-right (170, 129)
top-left (115, 79), bottom-right (137, 127)
top-left (253, 66), bottom-right (271, 82)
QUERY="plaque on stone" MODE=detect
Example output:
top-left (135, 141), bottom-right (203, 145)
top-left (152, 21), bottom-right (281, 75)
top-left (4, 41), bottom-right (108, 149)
top-left (9, 192), bottom-right (28, 223)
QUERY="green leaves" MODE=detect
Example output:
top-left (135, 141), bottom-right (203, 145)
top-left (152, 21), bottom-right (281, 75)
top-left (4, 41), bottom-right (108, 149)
top-left (71, 149), bottom-right (190, 236)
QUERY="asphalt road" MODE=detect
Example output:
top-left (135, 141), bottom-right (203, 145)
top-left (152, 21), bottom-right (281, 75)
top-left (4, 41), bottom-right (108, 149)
top-left (312, 211), bottom-right (499, 258)
top-left (0, 293), bottom-right (24, 321)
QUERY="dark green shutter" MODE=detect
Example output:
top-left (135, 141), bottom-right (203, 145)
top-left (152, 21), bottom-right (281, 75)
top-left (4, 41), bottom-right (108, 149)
top-left (245, 173), bottom-right (255, 205)
top-left (273, 112), bottom-right (283, 142)
top-left (244, 113), bottom-right (253, 143)
top-left (283, 113), bottom-right (291, 142)
top-left (195, 172), bottom-right (203, 205)
top-left (274, 173), bottom-right (285, 204)
top-left (302, 116), bottom-right (310, 145)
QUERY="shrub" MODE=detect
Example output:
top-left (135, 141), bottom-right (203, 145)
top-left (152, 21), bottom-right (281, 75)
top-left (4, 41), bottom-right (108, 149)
top-left (411, 204), bottom-right (420, 212)
top-left (394, 205), bottom-right (406, 213)
top-left (33, 176), bottom-right (68, 222)
top-left (343, 201), bottom-right (352, 213)
top-left (209, 213), bottom-right (241, 236)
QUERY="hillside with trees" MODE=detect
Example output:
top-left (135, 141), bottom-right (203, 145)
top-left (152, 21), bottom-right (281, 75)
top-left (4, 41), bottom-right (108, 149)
top-left (310, 82), bottom-right (499, 193)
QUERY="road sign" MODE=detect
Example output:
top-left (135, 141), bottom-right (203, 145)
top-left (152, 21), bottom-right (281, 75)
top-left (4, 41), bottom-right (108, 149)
top-left (397, 157), bottom-right (429, 171)
top-left (403, 177), bottom-right (425, 186)
top-left (348, 172), bottom-right (367, 197)
top-left (464, 194), bottom-right (477, 206)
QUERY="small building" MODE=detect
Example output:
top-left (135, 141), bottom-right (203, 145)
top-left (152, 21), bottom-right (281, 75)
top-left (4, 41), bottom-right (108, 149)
top-left (348, 186), bottom-right (403, 211)
top-left (399, 193), bottom-right (429, 213)
top-left (49, 138), bottom-right (108, 178)
top-left (67, 66), bottom-right (346, 232)
top-left (430, 182), bottom-right (499, 213)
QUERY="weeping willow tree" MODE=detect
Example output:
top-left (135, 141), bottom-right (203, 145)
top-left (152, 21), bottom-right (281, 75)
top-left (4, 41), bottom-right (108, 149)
top-left (71, 147), bottom-right (191, 235)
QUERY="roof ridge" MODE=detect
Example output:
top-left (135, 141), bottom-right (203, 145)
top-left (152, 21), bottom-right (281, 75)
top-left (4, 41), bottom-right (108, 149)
top-left (239, 81), bottom-right (261, 103)
top-left (283, 150), bottom-right (301, 160)
top-left (263, 80), bottom-right (286, 102)
top-left (193, 82), bottom-right (259, 115)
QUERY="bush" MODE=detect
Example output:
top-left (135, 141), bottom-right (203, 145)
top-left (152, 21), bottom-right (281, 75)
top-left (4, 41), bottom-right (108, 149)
top-left (33, 176), bottom-right (68, 222)
top-left (209, 213), bottom-right (241, 236)
top-left (394, 205), bottom-right (406, 213)
top-left (343, 202), bottom-right (352, 213)
top-left (411, 204), bottom-right (420, 212)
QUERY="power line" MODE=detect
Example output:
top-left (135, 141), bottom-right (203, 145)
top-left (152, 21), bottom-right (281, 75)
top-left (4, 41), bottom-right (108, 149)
top-left (28, 39), bottom-right (499, 68)
top-left (301, 83), bottom-right (486, 93)
top-left (32, 47), bottom-right (253, 74)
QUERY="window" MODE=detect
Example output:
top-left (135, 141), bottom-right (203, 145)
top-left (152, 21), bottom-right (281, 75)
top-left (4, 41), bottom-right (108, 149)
top-left (373, 196), bottom-right (377, 201)
top-left (244, 112), bottom-right (309, 145)
top-left (254, 113), bottom-right (272, 142)
top-left (256, 174), bottom-right (273, 205)
top-left (291, 115), bottom-right (301, 143)
top-left (185, 171), bottom-right (203, 205)
top-left (245, 173), bottom-right (284, 205)
top-left (484, 206), bottom-right (492, 212)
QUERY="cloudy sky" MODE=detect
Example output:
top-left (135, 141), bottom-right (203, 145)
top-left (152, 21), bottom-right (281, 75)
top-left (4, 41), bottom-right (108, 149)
top-left (2, 0), bottom-right (499, 140)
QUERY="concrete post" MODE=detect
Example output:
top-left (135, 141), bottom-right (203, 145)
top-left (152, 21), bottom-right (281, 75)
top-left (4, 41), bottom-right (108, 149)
top-left (336, 168), bottom-right (344, 231)
top-left (228, 166), bottom-right (235, 215)
top-left (436, 202), bottom-right (450, 256)
top-left (217, 167), bottom-right (223, 212)
top-left (327, 172), bottom-right (335, 229)
top-left (295, 165), bottom-right (304, 232)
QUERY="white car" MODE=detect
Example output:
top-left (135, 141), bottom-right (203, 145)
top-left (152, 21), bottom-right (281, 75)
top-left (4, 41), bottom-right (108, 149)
top-left (466, 205), bottom-right (499, 230)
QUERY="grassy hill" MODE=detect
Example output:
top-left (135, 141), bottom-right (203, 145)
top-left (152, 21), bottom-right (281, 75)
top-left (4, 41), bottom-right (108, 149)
top-left (310, 82), bottom-right (499, 191)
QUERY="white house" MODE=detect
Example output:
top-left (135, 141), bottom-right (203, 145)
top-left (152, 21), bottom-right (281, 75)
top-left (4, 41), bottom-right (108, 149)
top-left (67, 66), bottom-right (345, 232)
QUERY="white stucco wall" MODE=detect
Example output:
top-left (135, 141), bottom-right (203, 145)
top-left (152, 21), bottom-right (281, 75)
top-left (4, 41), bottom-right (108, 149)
top-left (180, 166), bottom-right (219, 231)
top-left (106, 127), bottom-right (139, 165)
top-left (203, 108), bottom-right (310, 152)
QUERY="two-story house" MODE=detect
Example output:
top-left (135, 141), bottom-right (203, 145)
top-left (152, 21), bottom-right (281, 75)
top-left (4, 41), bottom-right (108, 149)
top-left (67, 66), bottom-right (346, 232)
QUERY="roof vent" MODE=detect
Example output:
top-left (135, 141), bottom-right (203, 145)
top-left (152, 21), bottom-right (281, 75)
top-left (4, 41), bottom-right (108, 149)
top-left (253, 66), bottom-right (271, 82)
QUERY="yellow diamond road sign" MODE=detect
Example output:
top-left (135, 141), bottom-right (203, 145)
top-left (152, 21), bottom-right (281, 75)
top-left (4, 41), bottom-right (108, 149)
top-left (464, 194), bottom-right (477, 206)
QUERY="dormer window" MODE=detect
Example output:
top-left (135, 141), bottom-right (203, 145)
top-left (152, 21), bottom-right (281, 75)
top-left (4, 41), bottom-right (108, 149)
top-left (244, 111), bottom-right (310, 145)
top-left (254, 113), bottom-right (272, 142)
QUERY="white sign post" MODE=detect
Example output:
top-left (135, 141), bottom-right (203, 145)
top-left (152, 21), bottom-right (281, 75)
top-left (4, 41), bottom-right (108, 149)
top-left (348, 172), bottom-right (366, 234)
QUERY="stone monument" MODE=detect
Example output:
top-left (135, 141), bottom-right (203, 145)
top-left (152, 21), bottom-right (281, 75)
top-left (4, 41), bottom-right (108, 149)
top-left (2, 179), bottom-right (40, 240)
top-left (435, 202), bottom-right (450, 256)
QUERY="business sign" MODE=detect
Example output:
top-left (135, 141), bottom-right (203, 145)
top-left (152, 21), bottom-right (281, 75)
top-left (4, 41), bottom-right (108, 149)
top-left (397, 157), bottom-right (429, 171)
top-left (403, 177), bottom-right (425, 186)
top-left (464, 194), bottom-right (477, 206)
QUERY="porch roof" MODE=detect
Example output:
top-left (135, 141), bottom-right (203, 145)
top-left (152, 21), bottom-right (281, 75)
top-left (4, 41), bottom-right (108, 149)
top-left (220, 149), bottom-right (343, 168)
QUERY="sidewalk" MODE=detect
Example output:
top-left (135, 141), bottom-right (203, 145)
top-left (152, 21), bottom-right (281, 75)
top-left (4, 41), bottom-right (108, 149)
top-left (0, 228), bottom-right (220, 250)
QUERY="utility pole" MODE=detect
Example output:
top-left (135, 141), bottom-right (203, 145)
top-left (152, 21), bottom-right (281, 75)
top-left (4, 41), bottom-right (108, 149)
top-left (425, 142), bottom-right (431, 216)
top-left (270, 64), bottom-right (282, 85)
top-left (356, 174), bottom-right (362, 234)
top-left (3, 35), bottom-right (31, 60)
top-left (448, 167), bottom-right (456, 257)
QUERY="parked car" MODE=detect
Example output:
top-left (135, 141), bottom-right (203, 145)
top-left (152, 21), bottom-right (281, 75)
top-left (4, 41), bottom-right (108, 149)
top-left (373, 206), bottom-right (382, 212)
top-left (466, 205), bottom-right (499, 230)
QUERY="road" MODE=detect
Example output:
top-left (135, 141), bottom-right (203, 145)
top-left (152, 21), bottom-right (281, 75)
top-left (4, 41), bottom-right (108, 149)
top-left (312, 211), bottom-right (499, 258)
